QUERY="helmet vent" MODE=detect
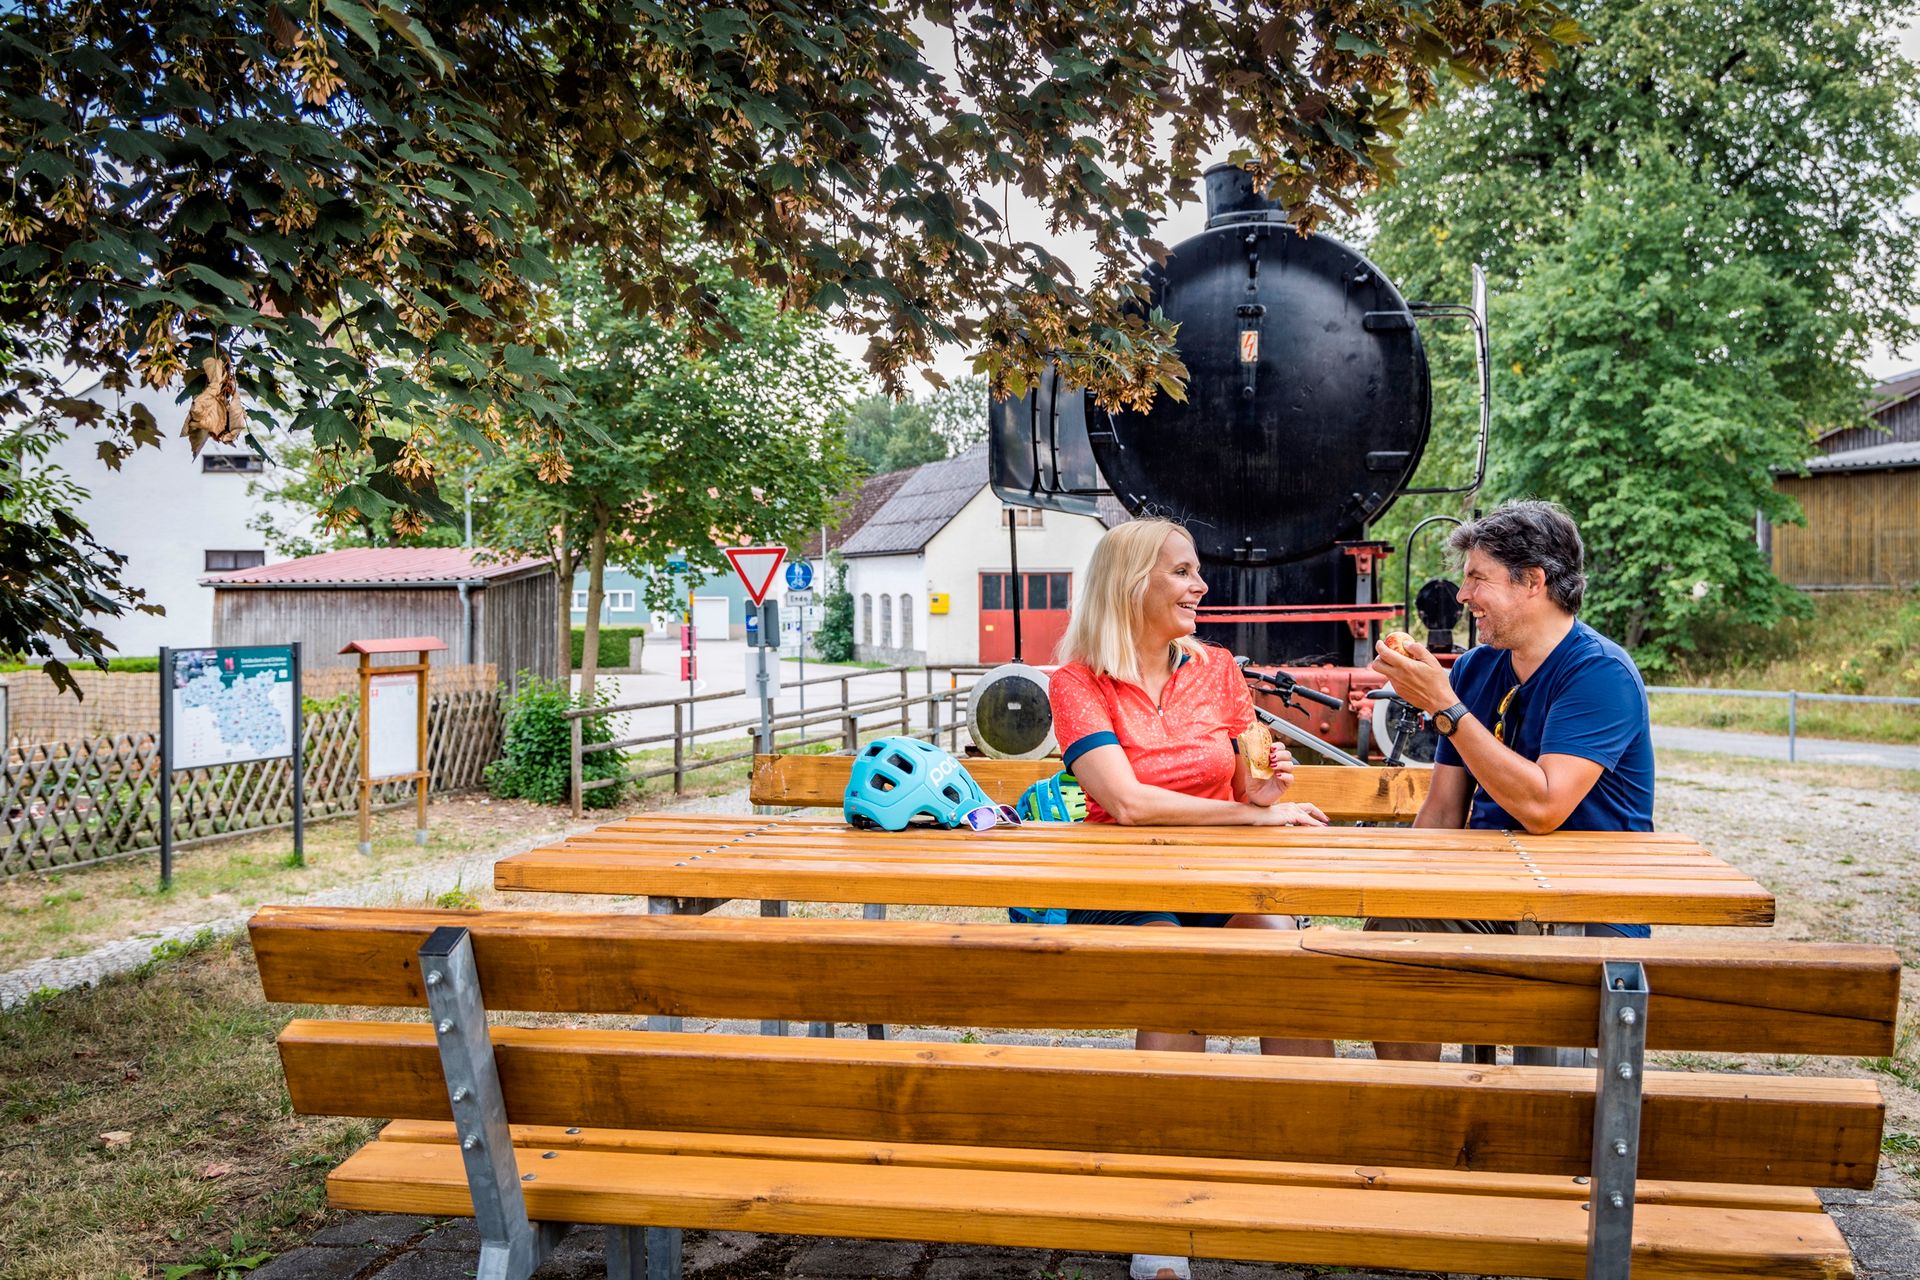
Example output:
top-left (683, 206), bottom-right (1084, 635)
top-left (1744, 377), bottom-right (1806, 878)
top-left (872, 774), bottom-right (896, 793)
top-left (887, 751), bottom-right (915, 773)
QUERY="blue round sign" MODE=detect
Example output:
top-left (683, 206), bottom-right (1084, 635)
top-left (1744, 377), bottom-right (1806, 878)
top-left (785, 560), bottom-right (814, 590)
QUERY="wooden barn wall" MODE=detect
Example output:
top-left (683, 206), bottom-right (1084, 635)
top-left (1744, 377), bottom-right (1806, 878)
top-left (476, 571), bottom-right (560, 688)
top-left (1821, 395), bottom-right (1920, 454)
top-left (1773, 470), bottom-right (1920, 587)
top-left (212, 587), bottom-right (466, 667)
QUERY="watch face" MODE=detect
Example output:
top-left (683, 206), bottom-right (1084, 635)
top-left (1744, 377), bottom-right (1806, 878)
top-left (1435, 711), bottom-right (1458, 737)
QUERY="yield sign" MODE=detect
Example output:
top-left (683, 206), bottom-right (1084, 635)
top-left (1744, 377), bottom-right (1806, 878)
top-left (725, 545), bottom-right (787, 606)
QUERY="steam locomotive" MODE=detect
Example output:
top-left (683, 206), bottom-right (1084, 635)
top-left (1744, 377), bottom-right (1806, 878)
top-left (978, 165), bottom-right (1490, 764)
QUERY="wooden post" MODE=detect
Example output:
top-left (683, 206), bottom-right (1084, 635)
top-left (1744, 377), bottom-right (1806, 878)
top-left (357, 654), bottom-right (372, 857)
top-left (569, 715), bottom-right (583, 819)
top-left (672, 701), bottom-right (684, 795)
top-left (414, 645), bottom-right (430, 846)
top-left (898, 667), bottom-right (909, 735)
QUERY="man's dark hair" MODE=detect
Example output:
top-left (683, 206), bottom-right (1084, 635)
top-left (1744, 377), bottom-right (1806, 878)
top-left (1448, 500), bottom-right (1586, 613)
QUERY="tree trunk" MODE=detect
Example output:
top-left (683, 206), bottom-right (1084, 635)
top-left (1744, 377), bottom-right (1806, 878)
top-left (553, 513), bottom-right (575, 684)
top-left (580, 517), bottom-right (611, 706)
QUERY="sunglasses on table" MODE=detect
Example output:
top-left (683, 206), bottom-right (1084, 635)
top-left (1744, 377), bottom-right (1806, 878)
top-left (961, 804), bottom-right (1024, 832)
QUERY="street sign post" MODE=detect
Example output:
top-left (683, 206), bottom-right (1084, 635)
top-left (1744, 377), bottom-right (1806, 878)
top-left (726, 547), bottom-right (787, 785)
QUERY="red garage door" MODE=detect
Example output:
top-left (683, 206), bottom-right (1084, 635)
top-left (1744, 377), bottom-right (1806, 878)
top-left (979, 571), bottom-right (1071, 664)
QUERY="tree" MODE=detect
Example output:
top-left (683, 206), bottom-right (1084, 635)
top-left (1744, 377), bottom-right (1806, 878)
top-left (814, 553), bottom-right (855, 664)
top-left (1363, 0), bottom-right (1920, 666)
top-left (0, 413), bottom-right (159, 691)
top-left (845, 395), bottom-right (947, 475)
top-left (489, 249), bottom-right (861, 696)
top-left (2, 0), bottom-right (1576, 676)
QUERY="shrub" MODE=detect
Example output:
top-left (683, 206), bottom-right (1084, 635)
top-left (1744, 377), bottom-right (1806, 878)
top-left (814, 555), bottom-right (854, 663)
top-left (570, 625), bottom-right (648, 669)
top-left (484, 674), bottom-right (626, 808)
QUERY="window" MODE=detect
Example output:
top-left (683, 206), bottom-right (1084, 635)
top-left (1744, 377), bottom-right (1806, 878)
top-left (900, 595), bottom-right (913, 649)
top-left (606, 590), bottom-right (636, 613)
top-left (571, 590), bottom-right (589, 611)
top-left (861, 594), bottom-right (873, 644)
top-left (880, 594), bottom-right (893, 648)
top-left (980, 572), bottom-right (1069, 611)
top-left (201, 453), bottom-right (264, 474)
top-left (1001, 506), bottom-right (1044, 528)
top-left (204, 549), bottom-right (265, 572)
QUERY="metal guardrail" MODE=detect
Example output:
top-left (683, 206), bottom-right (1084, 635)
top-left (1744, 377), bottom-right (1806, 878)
top-left (1645, 685), bottom-right (1920, 763)
top-left (565, 666), bottom-right (982, 816)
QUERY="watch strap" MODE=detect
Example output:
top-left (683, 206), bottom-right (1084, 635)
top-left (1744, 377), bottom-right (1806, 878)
top-left (1435, 702), bottom-right (1471, 737)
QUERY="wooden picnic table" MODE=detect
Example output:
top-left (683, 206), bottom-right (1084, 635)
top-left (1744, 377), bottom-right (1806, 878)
top-left (494, 812), bottom-right (1774, 928)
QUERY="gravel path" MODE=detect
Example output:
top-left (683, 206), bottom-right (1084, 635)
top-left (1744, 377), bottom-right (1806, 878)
top-left (0, 787), bottom-right (755, 1010)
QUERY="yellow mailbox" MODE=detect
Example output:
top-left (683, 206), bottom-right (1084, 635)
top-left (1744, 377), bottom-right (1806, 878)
top-left (928, 593), bottom-right (950, 614)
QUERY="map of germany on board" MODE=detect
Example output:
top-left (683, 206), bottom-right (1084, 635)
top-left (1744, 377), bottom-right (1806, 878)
top-left (170, 648), bottom-right (294, 769)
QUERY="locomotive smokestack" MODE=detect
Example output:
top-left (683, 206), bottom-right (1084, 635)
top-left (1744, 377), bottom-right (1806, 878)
top-left (1203, 165), bottom-right (1288, 228)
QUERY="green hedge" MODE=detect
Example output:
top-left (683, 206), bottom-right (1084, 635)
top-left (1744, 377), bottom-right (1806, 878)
top-left (570, 626), bottom-right (648, 669)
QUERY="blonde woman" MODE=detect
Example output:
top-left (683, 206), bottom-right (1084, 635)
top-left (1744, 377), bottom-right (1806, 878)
top-left (1048, 517), bottom-right (1335, 1280)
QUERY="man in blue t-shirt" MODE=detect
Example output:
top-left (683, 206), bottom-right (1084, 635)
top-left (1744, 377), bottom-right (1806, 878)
top-left (1367, 500), bottom-right (1656, 1061)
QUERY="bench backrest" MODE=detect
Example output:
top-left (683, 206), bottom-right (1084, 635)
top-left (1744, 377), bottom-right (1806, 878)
top-left (253, 906), bottom-right (1895, 1190)
top-left (750, 753), bottom-right (1433, 822)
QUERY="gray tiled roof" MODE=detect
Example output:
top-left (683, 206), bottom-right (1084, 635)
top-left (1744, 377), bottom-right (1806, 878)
top-left (1801, 440), bottom-right (1920, 473)
top-left (841, 444), bottom-right (990, 556)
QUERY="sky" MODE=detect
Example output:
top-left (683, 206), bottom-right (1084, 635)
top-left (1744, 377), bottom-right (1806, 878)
top-left (827, 13), bottom-right (1920, 393)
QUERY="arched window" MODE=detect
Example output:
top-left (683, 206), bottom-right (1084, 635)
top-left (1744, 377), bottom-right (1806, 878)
top-left (860, 594), bottom-right (873, 644)
top-left (880, 594), bottom-right (893, 648)
top-left (900, 595), bottom-right (913, 650)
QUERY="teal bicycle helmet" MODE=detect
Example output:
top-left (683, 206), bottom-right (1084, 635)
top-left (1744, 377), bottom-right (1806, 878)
top-left (1015, 772), bottom-right (1088, 823)
top-left (844, 737), bottom-right (993, 831)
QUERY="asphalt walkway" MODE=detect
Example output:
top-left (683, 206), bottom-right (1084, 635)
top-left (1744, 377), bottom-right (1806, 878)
top-left (1653, 724), bottom-right (1920, 770)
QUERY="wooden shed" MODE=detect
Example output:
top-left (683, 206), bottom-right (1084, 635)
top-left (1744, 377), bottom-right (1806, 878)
top-left (205, 548), bottom-right (560, 688)
top-left (1770, 370), bottom-right (1920, 589)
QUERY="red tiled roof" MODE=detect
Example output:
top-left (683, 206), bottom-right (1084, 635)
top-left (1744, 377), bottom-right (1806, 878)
top-left (204, 547), bottom-right (548, 586)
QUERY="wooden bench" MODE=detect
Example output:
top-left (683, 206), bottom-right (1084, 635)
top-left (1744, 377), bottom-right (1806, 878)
top-left (749, 753), bottom-right (1434, 824)
top-left (252, 905), bottom-right (1898, 1280)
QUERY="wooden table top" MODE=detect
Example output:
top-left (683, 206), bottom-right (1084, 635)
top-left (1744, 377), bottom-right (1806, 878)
top-left (493, 813), bottom-right (1775, 926)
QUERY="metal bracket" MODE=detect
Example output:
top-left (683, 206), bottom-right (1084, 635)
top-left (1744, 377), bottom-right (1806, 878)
top-left (419, 926), bottom-right (567, 1280)
top-left (1586, 960), bottom-right (1649, 1280)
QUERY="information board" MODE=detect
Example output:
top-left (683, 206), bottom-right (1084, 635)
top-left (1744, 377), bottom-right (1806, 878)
top-left (367, 672), bottom-right (422, 779)
top-left (168, 646), bottom-right (295, 769)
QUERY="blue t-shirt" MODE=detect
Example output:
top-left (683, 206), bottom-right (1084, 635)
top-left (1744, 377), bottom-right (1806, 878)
top-left (1435, 620), bottom-right (1656, 937)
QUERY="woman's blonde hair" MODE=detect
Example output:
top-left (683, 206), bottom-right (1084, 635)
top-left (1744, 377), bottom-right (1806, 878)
top-left (1056, 518), bottom-right (1209, 684)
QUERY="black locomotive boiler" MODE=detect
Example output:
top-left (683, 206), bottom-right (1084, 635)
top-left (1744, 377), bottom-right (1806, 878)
top-left (986, 164), bottom-right (1489, 759)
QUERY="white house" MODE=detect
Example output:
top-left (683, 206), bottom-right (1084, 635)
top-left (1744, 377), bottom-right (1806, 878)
top-left (840, 444), bottom-right (1122, 667)
top-left (25, 375), bottom-right (298, 659)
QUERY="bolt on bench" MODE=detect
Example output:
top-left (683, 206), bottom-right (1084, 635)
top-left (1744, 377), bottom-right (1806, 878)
top-left (252, 905), bottom-right (1898, 1280)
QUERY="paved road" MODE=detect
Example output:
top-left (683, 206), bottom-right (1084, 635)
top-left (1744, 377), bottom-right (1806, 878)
top-left (1653, 724), bottom-right (1920, 770)
top-left (574, 642), bottom-right (976, 752)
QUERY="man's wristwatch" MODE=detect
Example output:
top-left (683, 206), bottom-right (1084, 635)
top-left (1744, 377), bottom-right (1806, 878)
top-left (1432, 702), bottom-right (1471, 738)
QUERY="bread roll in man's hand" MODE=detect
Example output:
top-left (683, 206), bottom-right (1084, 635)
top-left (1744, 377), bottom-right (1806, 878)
top-left (1381, 630), bottom-right (1417, 656)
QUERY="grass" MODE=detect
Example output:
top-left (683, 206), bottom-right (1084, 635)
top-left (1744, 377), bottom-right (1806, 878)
top-left (0, 797), bottom-right (583, 971)
top-left (0, 934), bottom-right (378, 1280)
top-left (1651, 588), bottom-right (1920, 743)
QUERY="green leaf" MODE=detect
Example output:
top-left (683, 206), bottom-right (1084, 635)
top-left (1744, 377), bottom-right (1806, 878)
top-left (177, 263), bottom-right (251, 304)
top-left (323, 0), bottom-right (383, 51)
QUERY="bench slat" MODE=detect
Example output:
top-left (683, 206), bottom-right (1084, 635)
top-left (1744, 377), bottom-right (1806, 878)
top-left (249, 907), bottom-right (1900, 1054)
top-left (602, 812), bottom-right (1709, 851)
top-left (278, 1021), bottom-right (1885, 1187)
top-left (326, 1138), bottom-right (1853, 1280)
top-left (490, 848), bottom-right (1777, 923)
top-left (375, 1120), bottom-right (1825, 1212)
top-left (751, 755), bottom-right (1433, 823)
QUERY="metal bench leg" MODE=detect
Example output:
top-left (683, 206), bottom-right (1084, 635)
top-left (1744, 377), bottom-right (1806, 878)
top-left (1516, 924), bottom-right (1589, 1067)
top-left (863, 903), bottom-right (888, 1040)
top-left (1587, 960), bottom-right (1648, 1280)
top-left (647, 898), bottom-right (684, 1033)
top-left (420, 926), bottom-right (567, 1280)
top-left (760, 900), bottom-right (788, 1036)
top-left (607, 1226), bottom-right (645, 1280)
top-left (645, 1225), bottom-right (683, 1280)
